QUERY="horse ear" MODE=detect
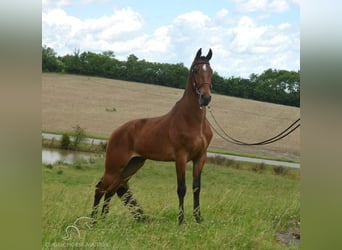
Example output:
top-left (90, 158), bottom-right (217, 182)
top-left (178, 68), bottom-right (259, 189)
top-left (206, 49), bottom-right (212, 61)
top-left (195, 48), bottom-right (202, 59)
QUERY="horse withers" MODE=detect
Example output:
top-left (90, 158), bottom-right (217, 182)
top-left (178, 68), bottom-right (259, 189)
top-left (91, 48), bottom-right (213, 225)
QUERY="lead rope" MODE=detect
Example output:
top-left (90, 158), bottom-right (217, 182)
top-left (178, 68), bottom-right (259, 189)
top-left (207, 106), bottom-right (300, 146)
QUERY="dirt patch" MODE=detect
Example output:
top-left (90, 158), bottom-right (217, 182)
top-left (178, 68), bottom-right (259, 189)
top-left (276, 227), bottom-right (300, 246)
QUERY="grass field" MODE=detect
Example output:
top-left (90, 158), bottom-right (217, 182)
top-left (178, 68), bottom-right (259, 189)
top-left (42, 73), bottom-right (300, 162)
top-left (42, 158), bottom-right (300, 249)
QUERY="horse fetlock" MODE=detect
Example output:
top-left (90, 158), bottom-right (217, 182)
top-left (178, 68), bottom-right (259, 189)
top-left (178, 210), bottom-right (185, 225)
top-left (133, 211), bottom-right (146, 222)
top-left (193, 206), bottom-right (202, 223)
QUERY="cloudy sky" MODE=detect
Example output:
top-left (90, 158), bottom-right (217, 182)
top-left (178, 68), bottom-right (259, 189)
top-left (42, 0), bottom-right (300, 78)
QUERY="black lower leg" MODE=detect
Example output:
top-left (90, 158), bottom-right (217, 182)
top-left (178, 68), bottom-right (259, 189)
top-left (193, 176), bottom-right (202, 223)
top-left (101, 189), bottom-right (115, 218)
top-left (91, 178), bottom-right (104, 220)
top-left (177, 179), bottom-right (186, 225)
top-left (117, 185), bottom-right (145, 221)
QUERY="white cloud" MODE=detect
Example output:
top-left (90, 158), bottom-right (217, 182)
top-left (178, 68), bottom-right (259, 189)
top-left (231, 0), bottom-right (290, 14)
top-left (42, 3), bottom-right (299, 77)
top-left (269, 0), bottom-right (289, 12)
top-left (83, 8), bottom-right (144, 39)
top-left (232, 16), bottom-right (267, 53)
top-left (173, 11), bottom-right (210, 28)
top-left (144, 26), bottom-right (171, 53)
top-left (42, 7), bottom-right (145, 55)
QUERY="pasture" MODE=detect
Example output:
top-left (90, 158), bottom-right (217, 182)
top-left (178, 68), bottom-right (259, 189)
top-left (42, 73), bottom-right (300, 161)
top-left (42, 158), bottom-right (299, 249)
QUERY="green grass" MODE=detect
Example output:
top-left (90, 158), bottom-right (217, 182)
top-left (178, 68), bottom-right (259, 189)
top-left (42, 158), bottom-right (299, 249)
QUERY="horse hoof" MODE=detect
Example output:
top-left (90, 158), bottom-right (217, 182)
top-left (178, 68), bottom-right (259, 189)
top-left (195, 216), bottom-right (203, 224)
top-left (134, 214), bottom-right (147, 222)
top-left (178, 218), bottom-right (186, 225)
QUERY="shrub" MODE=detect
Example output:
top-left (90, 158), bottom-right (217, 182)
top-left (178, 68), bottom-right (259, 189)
top-left (252, 163), bottom-right (266, 173)
top-left (50, 137), bottom-right (55, 147)
top-left (73, 162), bottom-right (83, 170)
top-left (72, 124), bottom-right (86, 150)
top-left (100, 141), bottom-right (107, 152)
top-left (60, 133), bottom-right (71, 150)
top-left (45, 163), bottom-right (53, 169)
top-left (105, 107), bottom-right (116, 112)
top-left (273, 166), bottom-right (288, 176)
top-left (232, 162), bottom-right (241, 169)
top-left (207, 155), bottom-right (234, 168)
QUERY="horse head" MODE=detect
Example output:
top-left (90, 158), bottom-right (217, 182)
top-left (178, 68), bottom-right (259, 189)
top-left (191, 48), bottom-right (213, 107)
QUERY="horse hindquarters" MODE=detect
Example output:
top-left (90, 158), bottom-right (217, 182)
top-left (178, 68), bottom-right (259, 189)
top-left (116, 184), bottom-right (145, 221)
top-left (92, 151), bottom-right (147, 221)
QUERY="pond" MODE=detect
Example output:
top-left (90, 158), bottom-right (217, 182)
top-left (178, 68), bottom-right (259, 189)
top-left (42, 147), bottom-right (103, 164)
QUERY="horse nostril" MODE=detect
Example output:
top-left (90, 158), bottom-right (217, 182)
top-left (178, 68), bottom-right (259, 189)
top-left (199, 94), bottom-right (211, 106)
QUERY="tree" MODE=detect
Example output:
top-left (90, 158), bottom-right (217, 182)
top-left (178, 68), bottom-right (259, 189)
top-left (211, 71), bottom-right (225, 94)
top-left (61, 49), bottom-right (82, 74)
top-left (252, 69), bottom-right (300, 106)
top-left (42, 46), bottom-right (63, 72)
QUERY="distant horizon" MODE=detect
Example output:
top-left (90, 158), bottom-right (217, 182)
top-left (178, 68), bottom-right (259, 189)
top-left (43, 44), bottom-right (300, 80)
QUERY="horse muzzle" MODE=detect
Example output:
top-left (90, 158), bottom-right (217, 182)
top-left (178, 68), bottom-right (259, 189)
top-left (199, 93), bottom-right (211, 106)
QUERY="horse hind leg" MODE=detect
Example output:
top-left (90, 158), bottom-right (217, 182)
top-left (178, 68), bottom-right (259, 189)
top-left (117, 184), bottom-right (145, 221)
top-left (98, 156), bottom-right (145, 221)
top-left (117, 156), bottom-right (146, 221)
top-left (100, 174), bottom-right (122, 218)
top-left (91, 170), bottom-right (121, 221)
top-left (91, 178), bottom-right (105, 221)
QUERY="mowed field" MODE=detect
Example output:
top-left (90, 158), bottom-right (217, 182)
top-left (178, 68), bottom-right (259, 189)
top-left (42, 73), bottom-right (300, 161)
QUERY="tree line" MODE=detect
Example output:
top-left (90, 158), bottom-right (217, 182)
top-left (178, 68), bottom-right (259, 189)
top-left (42, 45), bottom-right (300, 107)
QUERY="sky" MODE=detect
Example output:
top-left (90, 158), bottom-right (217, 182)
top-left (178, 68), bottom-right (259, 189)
top-left (42, 0), bottom-right (300, 78)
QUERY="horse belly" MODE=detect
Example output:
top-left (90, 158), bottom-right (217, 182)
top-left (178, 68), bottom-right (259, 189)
top-left (135, 136), bottom-right (175, 161)
top-left (133, 122), bottom-right (175, 161)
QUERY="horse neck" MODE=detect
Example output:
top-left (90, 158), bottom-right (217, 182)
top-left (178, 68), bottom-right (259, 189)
top-left (177, 75), bottom-right (207, 123)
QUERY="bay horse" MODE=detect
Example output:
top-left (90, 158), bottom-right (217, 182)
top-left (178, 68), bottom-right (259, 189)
top-left (91, 48), bottom-right (213, 225)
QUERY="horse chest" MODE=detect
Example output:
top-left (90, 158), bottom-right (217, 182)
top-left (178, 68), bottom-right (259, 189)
top-left (183, 131), bottom-right (208, 153)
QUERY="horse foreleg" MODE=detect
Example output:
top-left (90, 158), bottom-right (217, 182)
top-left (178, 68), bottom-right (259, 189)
top-left (176, 158), bottom-right (187, 225)
top-left (192, 154), bottom-right (206, 223)
top-left (192, 175), bottom-right (202, 223)
top-left (117, 184), bottom-right (145, 221)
